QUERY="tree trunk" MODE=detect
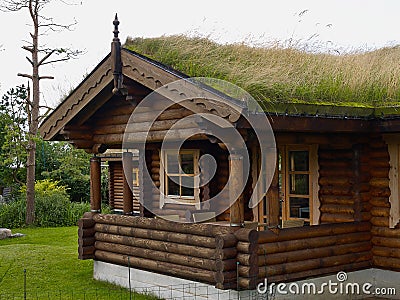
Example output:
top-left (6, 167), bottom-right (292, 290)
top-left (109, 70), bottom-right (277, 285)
top-left (25, 0), bottom-right (40, 225)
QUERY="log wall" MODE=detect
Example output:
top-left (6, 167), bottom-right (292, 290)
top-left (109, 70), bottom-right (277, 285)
top-left (318, 143), bottom-right (370, 224)
top-left (369, 135), bottom-right (400, 270)
top-left (236, 222), bottom-right (372, 289)
top-left (80, 214), bottom-right (239, 289)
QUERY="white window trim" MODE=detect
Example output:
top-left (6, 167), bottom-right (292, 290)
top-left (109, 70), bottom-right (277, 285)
top-left (383, 135), bottom-right (400, 228)
top-left (159, 149), bottom-right (200, 209)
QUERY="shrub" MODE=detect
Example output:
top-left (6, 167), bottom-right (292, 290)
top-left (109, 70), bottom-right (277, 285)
top-left (0, 179), bottom-right (91, 228)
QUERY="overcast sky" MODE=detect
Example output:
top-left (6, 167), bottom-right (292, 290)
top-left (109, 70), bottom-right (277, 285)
top-left (0, 0), bottom-right (399, 107)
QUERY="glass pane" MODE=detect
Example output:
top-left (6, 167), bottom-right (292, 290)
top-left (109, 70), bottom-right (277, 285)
top-left (181, 176), bottom-right (194, 196)
top-left (289, 174), bottom-right (309, 195)
top-left (132, 170), bottom-right (138, 186)
top-left (180, 153), bottom-right (194, 174)
top-left (289, 151), bottom-right (309, 171)
top-left (289, 197), bottom-right (310, 218)
top-left (167, 176), bottom-right (180, 196)
top-left (166, 153), bottom-right (179, 173)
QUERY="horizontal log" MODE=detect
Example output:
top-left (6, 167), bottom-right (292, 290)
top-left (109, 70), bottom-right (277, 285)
top-left (370, 206), bottom-right (390, 217)
top-left (78, 253), bottom-right (94, 260)
top-left (95, 223), bottom-right (222, 248)
top-left (319, 169), bottom-right (353, 177)
top-left (234, 228), bottom-right (258, 242)
top-left (215, 234), bottom-right (238, 249)
top-left (93, 129), bottom-right (208, 145)
top-left (319, 151), bottom-right (353, 160)
top-left (369, 168), bottom-right (389, 178)
top-left (93, 214), bottom-right (237, 237)
top-left (95, 232), bottom-right (237, 260)
top-left (257, 221), bottom-right (370, 244)
top-left (252, 251), bottom-right (372, 278)
top-left (373, 255), bottom-right (400, 270)
top-left (370, 217), bottom-right (389, 227)
top-left (257, 241), bottom-right (371, 266)
top-left (320, 204), bottom-right (354, 214)
top-left (254, 260), bottom-right (371, 286)
top-left (319, 177), bottom-right (352, 186)
top-left (372, 236), bottom-right (400, 248)
top-left (95, 250), bottom-right (218, 284)
top-left (372, 246), bottom-right (400, 259)
top-left (369, 178), bottom-right (389, 188)
top-left (369, 197), bottom-right (390, 208)
top-left (320, 195), bottom-right (354, 205)
top-left (77, 218), bottom-right (95, 229)
top-left (236, 241), bottom-right (257, 254)
top-left (320, 213), bottom-right (354, 223)
top-left (369, 187), bottom-right (391, 197)
top-left (258, 231), bottom-right (371, 255)
top-left (95, 241), bottom-right (226, 271)
top-left (319, 186), bottom-right (352, 196)
top-left (368, 158), bottom-right (389, 168)
top-left (371, 226), bottom-right (400, 238)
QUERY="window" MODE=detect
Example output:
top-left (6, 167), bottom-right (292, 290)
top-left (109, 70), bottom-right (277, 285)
top-left (279, 145), bottom-right (319, 225)
top-left (132, 168), bottom-right (139, 187)
top-left (160, 149), bottom-right (200, 209)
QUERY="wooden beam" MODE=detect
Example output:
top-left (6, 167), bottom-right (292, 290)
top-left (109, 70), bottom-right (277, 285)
top-left (229, 153), bottom-right (244, 226)
top-left (90, 157), bottom-right (102, 212)
top-left (122, 152), bottom-right (134, 215)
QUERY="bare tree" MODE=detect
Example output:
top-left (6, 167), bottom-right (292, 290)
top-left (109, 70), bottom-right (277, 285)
top-left (0, 0), bottom-right (81, 224)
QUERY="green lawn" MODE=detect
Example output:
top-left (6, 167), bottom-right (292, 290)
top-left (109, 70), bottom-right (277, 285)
top-left (0, 227), bottom-right (153, 299)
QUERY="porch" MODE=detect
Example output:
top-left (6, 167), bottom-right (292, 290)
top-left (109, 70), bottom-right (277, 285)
top-left (78, 213), bottom-right (372, 291)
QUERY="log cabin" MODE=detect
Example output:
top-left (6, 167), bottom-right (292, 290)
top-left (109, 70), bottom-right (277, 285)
top-left (39, 15), bottom-right (400, 298)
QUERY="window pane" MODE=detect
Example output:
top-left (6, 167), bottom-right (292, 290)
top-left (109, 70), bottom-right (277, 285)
top-left (289, 151), bottom-right (309, 171)
top-left (166, 153), bottom-right (179, 173)
top-left (167, 176), bottom-right (180, 196)
top-left (180, 153), bottom-right (194, 174)
top-left (181, 176), bottom-right (194, 196)
top-left (289, 197), bottom-right (310, 219)
top-left (289, 174), bottom-right (309, 195)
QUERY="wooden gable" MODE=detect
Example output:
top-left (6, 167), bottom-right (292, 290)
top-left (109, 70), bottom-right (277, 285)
top-left (39, 49), bottom-right (245, 153)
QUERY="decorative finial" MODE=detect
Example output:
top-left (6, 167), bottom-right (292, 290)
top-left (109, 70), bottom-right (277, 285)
top-left (111, 14), bottom-right (127, 96)
top-left (113, 13), bottom-right (120, 41)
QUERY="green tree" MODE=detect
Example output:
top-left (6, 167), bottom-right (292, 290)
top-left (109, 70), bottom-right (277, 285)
top-left (0, 86), bottom-right (28, 187)
top-left (0, 0), bottom-right (81, 224)
top-left (39, 141), bottom-right (91, 202)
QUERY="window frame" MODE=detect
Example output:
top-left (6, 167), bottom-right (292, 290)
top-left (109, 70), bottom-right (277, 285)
top-left (279, 144), bottom-right (320, 225)
top-left (159, 149), bottom-right (200, 209)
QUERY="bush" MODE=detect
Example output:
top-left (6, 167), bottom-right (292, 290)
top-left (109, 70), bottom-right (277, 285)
top-left (0, 179), bottom-right (91, 228)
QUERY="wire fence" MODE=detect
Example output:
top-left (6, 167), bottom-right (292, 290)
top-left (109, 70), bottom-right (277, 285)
top-left (0, 268), bottom-right (275, 300)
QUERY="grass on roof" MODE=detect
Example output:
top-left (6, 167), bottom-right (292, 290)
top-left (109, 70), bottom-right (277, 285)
top-left (125, 35), bottom-right (400, 108)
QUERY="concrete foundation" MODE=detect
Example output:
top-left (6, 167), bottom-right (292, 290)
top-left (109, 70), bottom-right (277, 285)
top-left (94, 261), bottom-right (399, 299)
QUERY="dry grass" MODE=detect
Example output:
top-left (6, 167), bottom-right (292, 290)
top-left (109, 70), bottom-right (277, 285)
top-left (125, 35), bottom-right (400, 108)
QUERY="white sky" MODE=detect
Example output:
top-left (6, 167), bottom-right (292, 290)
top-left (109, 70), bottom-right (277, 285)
top-left (0, 0), bottom-right (399, 107)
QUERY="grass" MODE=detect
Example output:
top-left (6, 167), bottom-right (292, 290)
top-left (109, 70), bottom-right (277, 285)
top-left (125, 35), bottom-right (400, 108)
top-left (0, 227), bottom-right (154, 299)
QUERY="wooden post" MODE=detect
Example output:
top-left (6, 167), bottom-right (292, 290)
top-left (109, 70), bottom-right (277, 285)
top-left (90, 156), bottom-right (101, 212)
top-left (267, 153), bottom-right (280, 227)
top-left (123, 151), bottom-right (134, 215)
top-left (229, 153), bottom-right (244, 226)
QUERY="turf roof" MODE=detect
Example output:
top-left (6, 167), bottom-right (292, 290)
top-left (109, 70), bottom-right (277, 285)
top-left (125, 35), bottom-right (400, 118)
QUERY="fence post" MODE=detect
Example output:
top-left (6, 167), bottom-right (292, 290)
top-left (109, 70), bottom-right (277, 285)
top-left (23, 269), bottom-right (26, 300)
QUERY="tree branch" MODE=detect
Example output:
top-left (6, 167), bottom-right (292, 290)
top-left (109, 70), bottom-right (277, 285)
top-left (37, 49), bottom-right (55, 66)
top-left (17, 73), bottom-right (33, 80)
top-left (38, 75), bottom-right (54, 80)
